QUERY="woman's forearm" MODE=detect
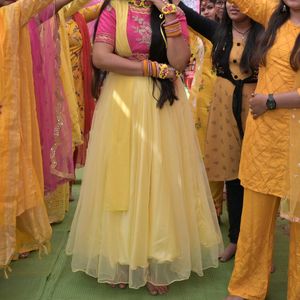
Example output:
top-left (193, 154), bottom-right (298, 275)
top-left (178, 2), bottom-right (217, 41)
top-left (151, 0), bottom-right (190, 71)
top-left (275, 91), bottom-right (300, 109)
top-left (93, 46), bottom-right (143, 76)
top-left (165, 13), bottom-right (190, 71)
top-left (166, 35), bottom-right (190, 71)
top-left (230, 0), bottom-right (275, 26)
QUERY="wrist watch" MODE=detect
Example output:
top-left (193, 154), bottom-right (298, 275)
top-left (266, 94), bottom-right (277, 110)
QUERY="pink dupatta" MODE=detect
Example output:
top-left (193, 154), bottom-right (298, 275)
top-left (29, 5), bottom-right (74, 193)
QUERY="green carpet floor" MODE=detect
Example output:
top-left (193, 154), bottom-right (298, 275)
top-left (0, 182), bottom-right (290, 300)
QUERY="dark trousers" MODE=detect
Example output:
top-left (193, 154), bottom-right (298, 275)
top-left (225, 179), bottom-right (244, 244)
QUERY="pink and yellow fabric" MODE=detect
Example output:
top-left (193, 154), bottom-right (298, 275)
top-left (29, 6), bottom-right (74, 193)
top-left (0, 0), bottom-right (53, 270)
top-left (95, 2), bottom-right (189, 60)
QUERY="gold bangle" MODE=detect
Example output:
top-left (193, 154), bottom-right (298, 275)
top-left (158, 63), bottom-right (169, 79)
top-left (161, 3), bottom-right (177, 15)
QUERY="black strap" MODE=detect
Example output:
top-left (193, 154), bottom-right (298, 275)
top-left (217, 72), bottom-right (257, 139)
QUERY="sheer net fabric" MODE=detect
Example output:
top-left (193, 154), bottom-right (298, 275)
top-left (66, 0), bottom-right (223, 288)
top-left (281, 79), bottom-right (300, 223)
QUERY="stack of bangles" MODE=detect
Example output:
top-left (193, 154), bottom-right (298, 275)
top-left (143, 59), bottom-right (180, 79)
top-left (142, 59), bottom-right (180, 79)
top-left (163, 18), bottom-right (182, 38)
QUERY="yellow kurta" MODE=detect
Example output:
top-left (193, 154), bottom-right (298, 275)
top-left (0, 0), bottom-right (53, 268)
top-left (205, 38), bottom-right (256, 181)
top-left (234, 0), bottom-right (300, 199)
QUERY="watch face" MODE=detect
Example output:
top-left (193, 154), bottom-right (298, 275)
top-left (267, 99), bottom-right (276, 110)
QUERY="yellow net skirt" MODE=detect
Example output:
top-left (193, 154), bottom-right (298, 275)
top-left (66, 73), bottom-right (223, 288)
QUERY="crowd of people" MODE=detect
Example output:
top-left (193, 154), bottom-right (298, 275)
top-left (0, 0), bottom-right (300, 299)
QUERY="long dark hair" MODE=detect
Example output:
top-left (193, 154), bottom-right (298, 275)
top-left (253, 0), bottom-right (300, 71)
top-left (92, 0), bottom-right (177, 108)
top-left (212, 4), bottom-right (264, 74)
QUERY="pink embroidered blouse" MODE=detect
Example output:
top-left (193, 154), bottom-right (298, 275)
top-left (95, 3), bottom-right (189, 61)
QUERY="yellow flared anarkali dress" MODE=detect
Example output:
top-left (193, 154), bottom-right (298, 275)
top-left (66, 0), bottom-right (223, 288)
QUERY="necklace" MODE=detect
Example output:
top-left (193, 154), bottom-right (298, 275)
top-left (128, 0), bottom-right (152, 8)
top-left (232, 25), bottom-right (251, 40)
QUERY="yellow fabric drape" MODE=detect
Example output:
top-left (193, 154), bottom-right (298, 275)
top-left (103, 0), bottom-right (132, 211)
top-left (58, 11), bottom-right (82, 147)
top-left (188, 34), bottom-right (215, 156)
top-left (0, 0), bottom-right (53, 268)
top-left (281, 74), bottom-right (300, 222)
top-left (58, 0), bottom-right (95, 148)
top-left (79, 2), bottom-right (102, 22)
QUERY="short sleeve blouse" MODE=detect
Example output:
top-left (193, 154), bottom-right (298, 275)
top-left (95, 4), bottom-right (188, 60)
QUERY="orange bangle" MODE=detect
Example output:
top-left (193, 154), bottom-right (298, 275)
top-left (151, 61), bottom-right (157, 77)
top-left (142, 59), bottom-right (149, 76)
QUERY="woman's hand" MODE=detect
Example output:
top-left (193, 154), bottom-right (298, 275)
top-left (150, 0), bottom-right (165, 11)
top-left (172, 0), bottom-right (181, 5)
top-left (249, 93), bottom-right (267, 119)
top-left (165, 66), bottom-right (176, 80)
top-left (150, 0), bottom-right (180, 13)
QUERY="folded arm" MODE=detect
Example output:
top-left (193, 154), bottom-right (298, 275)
top-left (230, 0), bottom-right (278, 26)
top-left (178, 1), bottom-right (217, 42)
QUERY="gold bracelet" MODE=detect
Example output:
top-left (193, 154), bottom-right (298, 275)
top-left (161, 3), bottom-right (177, 15)
top-left (158, 63), bottom-right (169, 79)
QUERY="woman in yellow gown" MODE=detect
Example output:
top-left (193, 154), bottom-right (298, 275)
top-left (67, 0), bottom-right (223, 294)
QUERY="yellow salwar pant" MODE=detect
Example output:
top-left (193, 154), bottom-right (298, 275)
top-left (209, 181), bottom-right (224, 217)
top-left (228, 189), bottom-right (300, 300)
top-left (45, 183), bottom-right (70, 224)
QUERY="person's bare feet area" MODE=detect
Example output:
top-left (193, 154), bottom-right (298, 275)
top-left (219, 243), bottom-right (237, 262)
top-left (107, 283), bottom-right (127, 289)
top-left (19, 252), bottom-right (30, 259)
top-left (271, 262), bottom-right (276, 273)
top-left (146, 282), bottom-right (169, 295)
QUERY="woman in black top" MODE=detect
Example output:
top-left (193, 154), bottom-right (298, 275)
top-left (177, 0), bottom-right (263, 262)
